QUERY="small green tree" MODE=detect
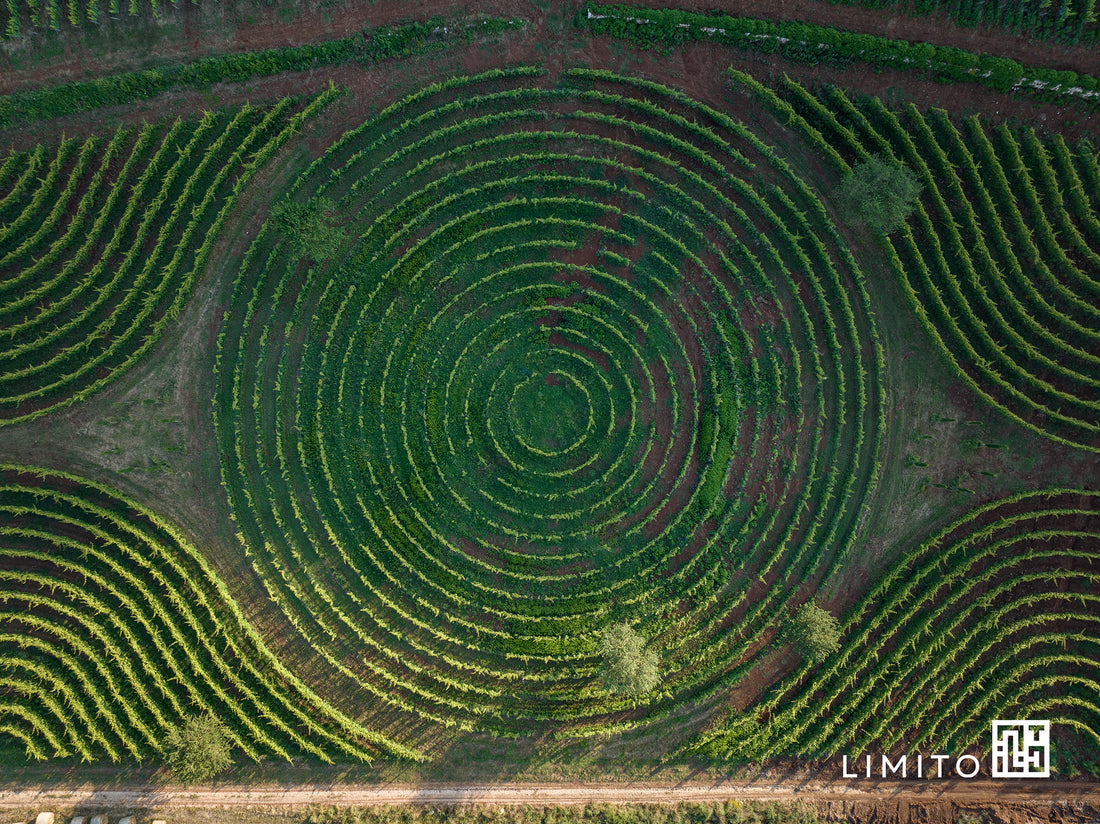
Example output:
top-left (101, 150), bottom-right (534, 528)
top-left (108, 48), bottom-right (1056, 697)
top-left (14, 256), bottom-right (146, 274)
top-left (784, 600), bottom-right (841, 663)
top-left (269, 195), bottom-right (346, 261)
top-left (164, 714), bottom-right (233, 784)
top-left (837, 156), bottom-right (922, 233)
top-left (599, 622), bottom-right (660, 696)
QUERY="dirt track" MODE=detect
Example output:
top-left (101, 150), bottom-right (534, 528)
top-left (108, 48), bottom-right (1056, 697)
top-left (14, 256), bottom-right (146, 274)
top-left (2, 779), bottom-right (1099, 810)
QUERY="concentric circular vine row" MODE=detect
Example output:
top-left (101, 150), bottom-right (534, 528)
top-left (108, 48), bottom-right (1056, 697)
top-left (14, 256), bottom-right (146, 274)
top-left (214, 67), bottom-right (885, 738)
top-left (736, 71), bottom-right (1100, 454)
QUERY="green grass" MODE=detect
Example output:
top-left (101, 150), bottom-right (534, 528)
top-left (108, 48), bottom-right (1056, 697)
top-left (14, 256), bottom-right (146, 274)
top-left (509, 374), bottom-right (592, 454)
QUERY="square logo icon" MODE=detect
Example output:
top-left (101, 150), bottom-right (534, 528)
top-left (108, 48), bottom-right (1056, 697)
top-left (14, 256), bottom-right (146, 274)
top-left (992, 720), bottom-right (1050, 778)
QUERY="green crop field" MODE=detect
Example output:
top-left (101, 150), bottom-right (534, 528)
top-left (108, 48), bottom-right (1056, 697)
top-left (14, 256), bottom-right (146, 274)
top-left (0, 0), bottom-right (1097, 791)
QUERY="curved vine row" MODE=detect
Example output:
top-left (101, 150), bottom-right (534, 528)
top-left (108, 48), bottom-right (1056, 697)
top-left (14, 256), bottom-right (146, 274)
top-left (733, 71), bottom-right (1100, 453)
top-left (695, 488), bottom-right (1100, 760)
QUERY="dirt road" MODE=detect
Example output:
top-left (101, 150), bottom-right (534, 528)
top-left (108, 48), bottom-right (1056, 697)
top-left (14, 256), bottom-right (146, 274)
top-left (1, 779), bottom-right (1098, 810)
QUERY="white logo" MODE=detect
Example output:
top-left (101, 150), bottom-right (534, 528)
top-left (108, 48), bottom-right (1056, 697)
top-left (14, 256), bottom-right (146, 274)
top-left (992, 720), bottom-right (1050, 778)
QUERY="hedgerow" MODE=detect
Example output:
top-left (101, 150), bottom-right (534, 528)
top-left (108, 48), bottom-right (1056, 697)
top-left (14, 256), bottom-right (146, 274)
top-left (0, 17), bottom-right (521, 128)
top-left (582, 4), bottom-right (1100, 108)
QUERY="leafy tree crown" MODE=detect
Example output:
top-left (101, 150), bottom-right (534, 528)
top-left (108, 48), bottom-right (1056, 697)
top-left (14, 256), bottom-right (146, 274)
top-left (599, 622), bottom-right (661, 695)
top-left (837, 156), bottom-right (922, 234)
top-left (785, 600), bottom-right (841, 663)
top-left (164, 714), bottom-right (233, 784)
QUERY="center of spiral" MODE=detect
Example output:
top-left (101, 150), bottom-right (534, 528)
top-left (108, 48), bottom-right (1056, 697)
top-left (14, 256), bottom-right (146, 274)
top-left (508, 371), bottom-right (591, 455)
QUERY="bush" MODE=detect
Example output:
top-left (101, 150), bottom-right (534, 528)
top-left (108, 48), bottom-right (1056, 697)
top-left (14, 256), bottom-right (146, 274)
top-left (784, 601), bottom-right (841, 663)
top-left (599, 622), bottom-right (660, 695)
top-left (164, 714), bottom-right (233, 784)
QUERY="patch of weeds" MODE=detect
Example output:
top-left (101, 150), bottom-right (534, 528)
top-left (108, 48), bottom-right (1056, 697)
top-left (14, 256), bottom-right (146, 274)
top-left (277, 1), bottom-right (296, 22)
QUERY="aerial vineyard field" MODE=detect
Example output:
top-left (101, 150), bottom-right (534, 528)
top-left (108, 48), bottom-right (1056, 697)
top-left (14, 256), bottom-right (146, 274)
top-left (0, 0), bottom-right (1097, 788)
top-left (0, 89), bottom-right (336, 425)
top-left (214, 66), bottom-right (884, 737)
top-left (0, 464), bottom-right (416, 762)
top-left (695, 488), bottom-right (1100, 761)
top-left (733, 72), bottom-right (1100, 453)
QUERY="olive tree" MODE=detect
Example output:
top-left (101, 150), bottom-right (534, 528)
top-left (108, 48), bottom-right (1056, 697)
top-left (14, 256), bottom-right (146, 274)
top-left (599, 622), bottom-right (660, 695)
top-left (164, 714), bottom-right (233, 784)
top-left (784, 600), bottom-right (841, 663)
